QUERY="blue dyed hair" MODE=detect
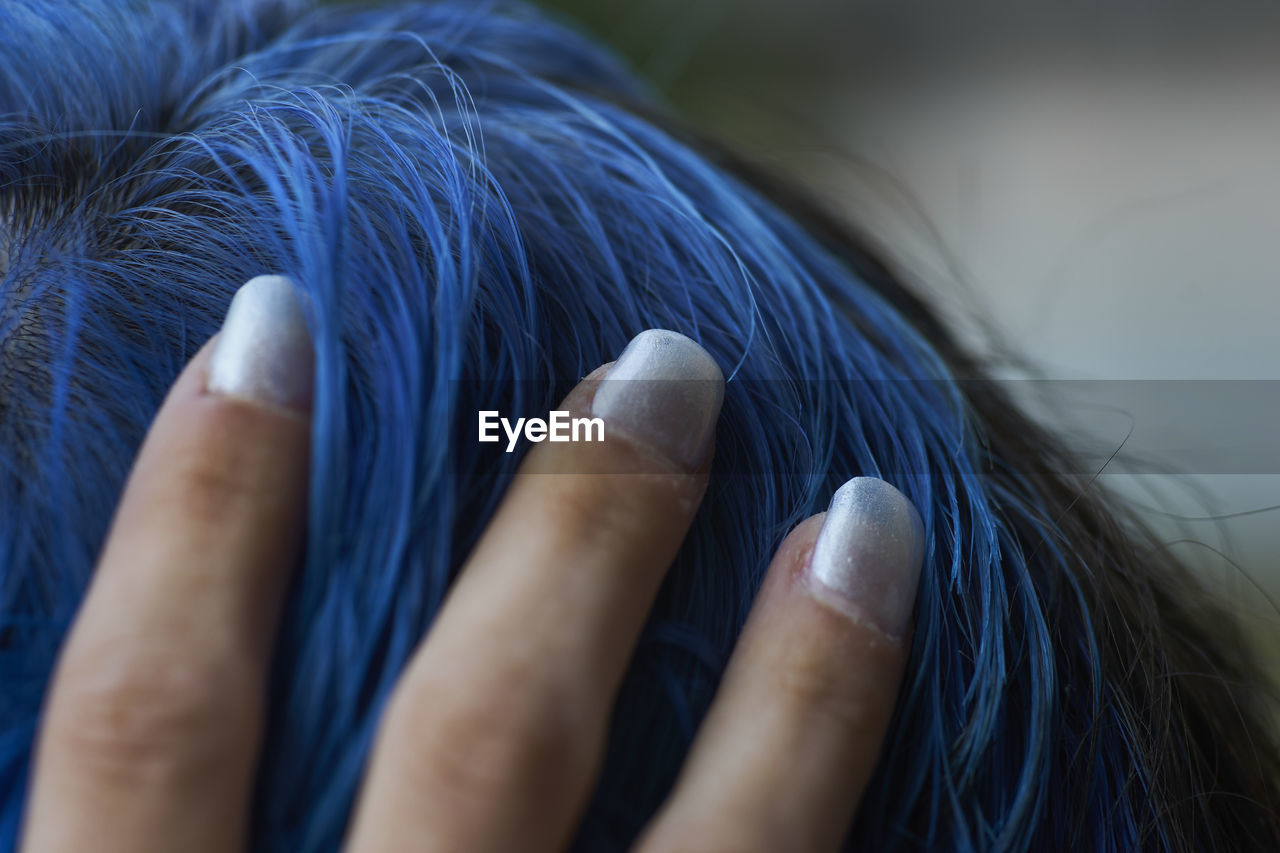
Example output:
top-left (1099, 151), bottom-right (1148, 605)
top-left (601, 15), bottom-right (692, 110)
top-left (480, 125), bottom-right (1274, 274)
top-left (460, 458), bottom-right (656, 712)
top-left (2, 1), bottom-right (1277, 850)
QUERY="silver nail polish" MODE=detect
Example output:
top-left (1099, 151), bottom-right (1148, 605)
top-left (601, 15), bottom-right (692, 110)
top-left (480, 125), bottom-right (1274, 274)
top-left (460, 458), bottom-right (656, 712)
top-left (591, 329), bottom-right (725, 470)
top-left (207, 275), bottom-right (314, 412)
top-left (808, 477), bottom-right (926, 638)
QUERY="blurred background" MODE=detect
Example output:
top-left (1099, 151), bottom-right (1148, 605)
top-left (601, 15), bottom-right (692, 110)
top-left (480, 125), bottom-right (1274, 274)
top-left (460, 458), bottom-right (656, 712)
top-left (537, 0), bottom-right (1280, 657)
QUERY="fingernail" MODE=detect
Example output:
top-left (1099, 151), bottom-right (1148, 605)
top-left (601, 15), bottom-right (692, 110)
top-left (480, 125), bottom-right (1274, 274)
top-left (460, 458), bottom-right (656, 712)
top-left (591, 329), bottom-right (725, 470)
top-left (808, 477), bottom-right (925, 639)
top-left (207, 275), bottom-right (314, 412)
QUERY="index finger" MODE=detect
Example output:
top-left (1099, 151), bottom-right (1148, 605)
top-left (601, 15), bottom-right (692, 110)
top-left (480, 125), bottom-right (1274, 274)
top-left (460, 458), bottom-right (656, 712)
top-left (22, 275), bottom-right (313, 853)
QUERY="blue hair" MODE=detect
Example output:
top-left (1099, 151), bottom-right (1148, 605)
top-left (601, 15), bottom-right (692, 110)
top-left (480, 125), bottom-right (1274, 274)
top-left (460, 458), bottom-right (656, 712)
top-left (2, 1), bottom-right (1277, 850)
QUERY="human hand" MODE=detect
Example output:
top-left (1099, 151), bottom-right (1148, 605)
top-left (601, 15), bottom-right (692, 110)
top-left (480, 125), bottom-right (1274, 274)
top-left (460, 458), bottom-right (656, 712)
top-left (20, 276), bottom-right (925, 853)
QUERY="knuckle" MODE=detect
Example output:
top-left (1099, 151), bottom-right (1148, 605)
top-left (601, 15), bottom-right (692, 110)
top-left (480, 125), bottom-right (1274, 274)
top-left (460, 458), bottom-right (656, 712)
top-left (44, 641), bottom-right (259, 786)
top-left (543, 479), bottom-right (629, 547)
top-left (641, 822), bottom-right (780, 853)
top-left (539, 470), bottom-right (687, 551)
top-left (775, 654), bottom-right (873, 733)
top-left (152, 398), bottom-right (302, 528)
top-left (168, 437), bottom-right (262, 525)
top-left (386, 665), bottom-right (601, 809)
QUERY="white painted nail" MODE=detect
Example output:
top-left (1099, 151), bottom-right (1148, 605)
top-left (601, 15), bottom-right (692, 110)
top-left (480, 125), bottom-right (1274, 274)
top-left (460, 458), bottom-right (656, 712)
top-left (591, 329), bottom-right (725, 470)
top-left (808, 477), bottom-right (925, 639)
top-left (207, 275), bottom-right (314, 412)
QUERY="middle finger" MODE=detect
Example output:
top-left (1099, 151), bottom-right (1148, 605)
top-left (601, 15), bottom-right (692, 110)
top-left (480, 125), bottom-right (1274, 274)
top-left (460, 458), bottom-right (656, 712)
top-left (345, 330), bottom-right (724, 853)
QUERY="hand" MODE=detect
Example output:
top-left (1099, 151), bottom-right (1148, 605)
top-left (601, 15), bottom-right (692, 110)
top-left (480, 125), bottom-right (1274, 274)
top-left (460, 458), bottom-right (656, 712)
top-left (20, 276), bottom-right (925, 853)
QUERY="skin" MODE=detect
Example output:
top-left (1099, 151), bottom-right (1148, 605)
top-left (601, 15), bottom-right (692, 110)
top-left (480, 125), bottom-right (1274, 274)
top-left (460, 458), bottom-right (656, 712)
top-left (20, 339), bottom-right (913, 853)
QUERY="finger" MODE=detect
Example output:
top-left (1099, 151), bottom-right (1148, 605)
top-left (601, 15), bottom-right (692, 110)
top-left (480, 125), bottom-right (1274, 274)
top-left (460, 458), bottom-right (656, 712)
top-left (346, 329), bottom-right (725, 853)
top-left (22, 276), bottom-right (314, 853)
top-left (638, 477), bottom-right (926, 853)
